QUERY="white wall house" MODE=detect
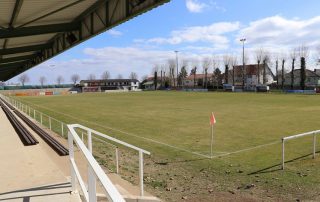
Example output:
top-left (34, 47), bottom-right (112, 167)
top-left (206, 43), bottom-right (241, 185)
top-left (80, 79), bottom-right (140, 92)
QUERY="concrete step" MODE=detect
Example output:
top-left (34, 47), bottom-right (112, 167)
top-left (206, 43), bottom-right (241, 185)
top-left (0, 182), bottom-right (81, 202)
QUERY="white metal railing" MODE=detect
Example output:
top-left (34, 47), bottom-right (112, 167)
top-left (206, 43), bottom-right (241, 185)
top-left (0, 95), bottom-right (67, 138)
top-left (282, 130), bottom-right (320, 170)
top-left (1, 94), bottom-right (151, 199)
top-left (68, 124), bottom-right (150, 198)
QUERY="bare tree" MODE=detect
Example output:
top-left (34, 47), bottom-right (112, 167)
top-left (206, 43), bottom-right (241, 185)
top-left (18, 74), bottom-right (30, 86)
top-left (56, 75), bottom-right (64, 85)
top-left (129, 72), bottom-right (138, 80)
top-left (274, 55), bottom-right (279, 88)
top-left (101, 71), bottom-right (110, 80)
top-left (179, 59), bottom-right (189, 87)
top-left (141, 75), bottom-right (148, 81)
top-left (298, 45), bottom-right (309, 59)
top-left (231, 55), bottom-right (238, 85)
top-left (87, 74), bottom-right (96, 80)
top-left (117, 74), bottom-right (123, 79)
top-left (255, 48), bottom-right (264, 84)
top-left (71, 74), bottom-right (80, 85)
top-left (202, 57), bottom-right (211, 88)
top-left (290, 48), bottom-right (298, 89)
top-left (223, 55), bottom-right (232, 84)
top-left (190, 59), bottom-right (199, 88)
top-left (168, 59), bottom-right (176, 87)
top-left (39, 76), bottom-right (46, 87)
top-left (212, 55), bottom-right (220, 89)
top-left (262, 51), bottom-right (270, 84)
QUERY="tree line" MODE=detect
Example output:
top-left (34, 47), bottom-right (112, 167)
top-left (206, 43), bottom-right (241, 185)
top-left (149, 45), bottom-right (314, 90)
top-left (17, 71), bottom-right (139, 86)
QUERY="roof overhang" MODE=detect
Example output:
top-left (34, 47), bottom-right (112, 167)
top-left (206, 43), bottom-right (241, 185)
top-left (0, 0), bottom-right (170, 81)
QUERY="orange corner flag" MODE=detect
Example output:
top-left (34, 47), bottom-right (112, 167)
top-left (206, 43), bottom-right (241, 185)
top-left (210, 113), bottom-right (216, 126)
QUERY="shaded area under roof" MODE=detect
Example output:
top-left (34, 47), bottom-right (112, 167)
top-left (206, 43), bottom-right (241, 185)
top-left (0, 0), bottom-right (170, 81)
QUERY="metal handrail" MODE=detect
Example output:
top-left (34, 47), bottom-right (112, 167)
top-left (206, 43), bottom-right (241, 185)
top-left (68, 126), bottom-right (125, 202)
top-left (68, 124), bottom-right (150, 197)
top-left (281, 130), bottom-right (319, 170)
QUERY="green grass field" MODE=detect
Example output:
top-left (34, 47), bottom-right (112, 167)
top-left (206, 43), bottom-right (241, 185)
top-left (12, 91), bottom-right (320, 201)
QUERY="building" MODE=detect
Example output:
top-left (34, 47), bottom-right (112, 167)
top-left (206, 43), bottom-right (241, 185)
top-left (280, 69), bottom-right (320, 88)
top-left (80, 79), bottom-right (140, 92)
top-left (183, 74), bottom-right (214, 87)
top-left (226, 64), bottom-right (275, 89)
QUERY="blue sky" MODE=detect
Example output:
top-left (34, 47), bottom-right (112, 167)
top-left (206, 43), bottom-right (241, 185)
top-left (8, 0), bottom-right (320, 84)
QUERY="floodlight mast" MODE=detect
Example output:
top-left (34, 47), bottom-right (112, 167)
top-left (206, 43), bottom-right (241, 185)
top-left (240, 38), bottom-right (246, 89)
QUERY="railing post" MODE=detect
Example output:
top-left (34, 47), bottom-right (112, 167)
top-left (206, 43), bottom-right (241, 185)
top-left (33, 109), bottom-right (36, 119)
top-left (139, 151), bottom-right (144, 196)
top-left (68, 131), bottom-right (77, 193)
top-left (49, 117), bottom-right (52, 130)
top-left (88, 166), bottom-right (97, 202)
top-left (81, 132), bottom-right (84, 142)
top-left (88, 130), bottom-right (92, 153)
top-left (61, 122), bottom-right (64, 137)
top-left (313, 133), bottom-right (316, 159)
top-left (282, 138), bottom-right (285, 170)
top-left (116, 147), bottom-right (119, 174)
top-left (28, 106), bottom-right (31, 116)
top-left (40, 113), bottom-right (43, 125)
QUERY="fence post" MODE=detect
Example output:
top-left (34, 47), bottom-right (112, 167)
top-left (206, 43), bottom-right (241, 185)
top-left (88, 166), bottom-right (97, 201)
top-left (68, 132), bottom-right (77, 193)
top-left (61, 122), bottom-right (64, 137)
top-left (34, 109), bottom-right (36, 119)
top-left (116, 147), bottom-right (119, 174)
top-left (82, 128), bottom-right (96, 200)
top-left (282, 138), bottom-right (285, 170)
top-left (49, 117), bottom-right (52, 130)
top-left (40, 113), bottom-right (43, 125)
top-left (139, 151), bottom-right (144, 196)
top-left (313, 133), bottom-right (316, 159)
top-left (28, 106), bottom-right (31, 116)
top-left (88, 130), bottom-right (92, 153)
top-left (81, 132), bottom-right (84, 142)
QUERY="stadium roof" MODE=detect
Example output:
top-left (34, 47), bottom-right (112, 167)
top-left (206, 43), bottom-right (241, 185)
top-left (0, 0), bottom-right (169, 81)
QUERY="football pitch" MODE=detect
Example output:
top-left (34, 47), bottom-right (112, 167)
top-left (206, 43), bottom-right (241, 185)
top-left (13, 91), bottom-right (320, 201)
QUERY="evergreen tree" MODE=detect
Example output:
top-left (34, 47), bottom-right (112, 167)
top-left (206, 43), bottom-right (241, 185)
top-left (300, 57), bottom-right (306, 90)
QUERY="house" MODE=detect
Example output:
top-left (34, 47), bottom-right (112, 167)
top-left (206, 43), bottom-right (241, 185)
top-left (226, 64), bottom-right (275, 89)
top-left (280, 69), bottom-right (320, 88)
top-left (80, 79), bottom-right (140, 92)
top-left (183, 74), bottom-right (214, 87)
top-left (142, 76), bottom-right (171, 90)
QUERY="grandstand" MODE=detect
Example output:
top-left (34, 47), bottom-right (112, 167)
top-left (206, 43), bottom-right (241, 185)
top-left (80, 79), bottom-right (140, 92)
top-left (0, 0), bottom-right (169, 201)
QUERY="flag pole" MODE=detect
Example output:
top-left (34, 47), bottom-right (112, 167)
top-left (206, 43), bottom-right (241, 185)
top-left (210, 124), bottom-right (214, 158)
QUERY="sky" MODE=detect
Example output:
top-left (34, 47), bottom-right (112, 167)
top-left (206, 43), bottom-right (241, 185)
top-left (7, 0), bottom-right (320, 84)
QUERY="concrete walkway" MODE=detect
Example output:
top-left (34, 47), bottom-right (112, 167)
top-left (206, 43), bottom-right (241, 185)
top-left (0, 108), bottom-right (80, 202)
top-left (0, 104), bottom-right (160, 202)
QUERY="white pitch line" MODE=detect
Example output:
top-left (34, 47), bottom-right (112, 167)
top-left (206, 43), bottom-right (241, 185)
top-left (12, 99), bottom-right (212, 158)
top-left (210, 140), bottom-right (280, 159)
top-left (14, 98), bottom-right (280, 160)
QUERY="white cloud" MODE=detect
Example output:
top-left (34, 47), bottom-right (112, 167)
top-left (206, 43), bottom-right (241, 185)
top-left (8, 46), bottom-right (219, 84)
top-left (107, 29), bottom-right (123, 37)
top-left (238, 15), bottom-right (320, 49)
top-left (185, 0), bottom-right (207, 13)
top-left (139, 22), bottom-right (240, 49)
top-left (185, 0), bottom-right (226, 13)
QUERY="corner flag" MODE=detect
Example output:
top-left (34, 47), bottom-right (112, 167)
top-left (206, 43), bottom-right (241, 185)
top-left (210, 113), bottom-right (216, 126)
